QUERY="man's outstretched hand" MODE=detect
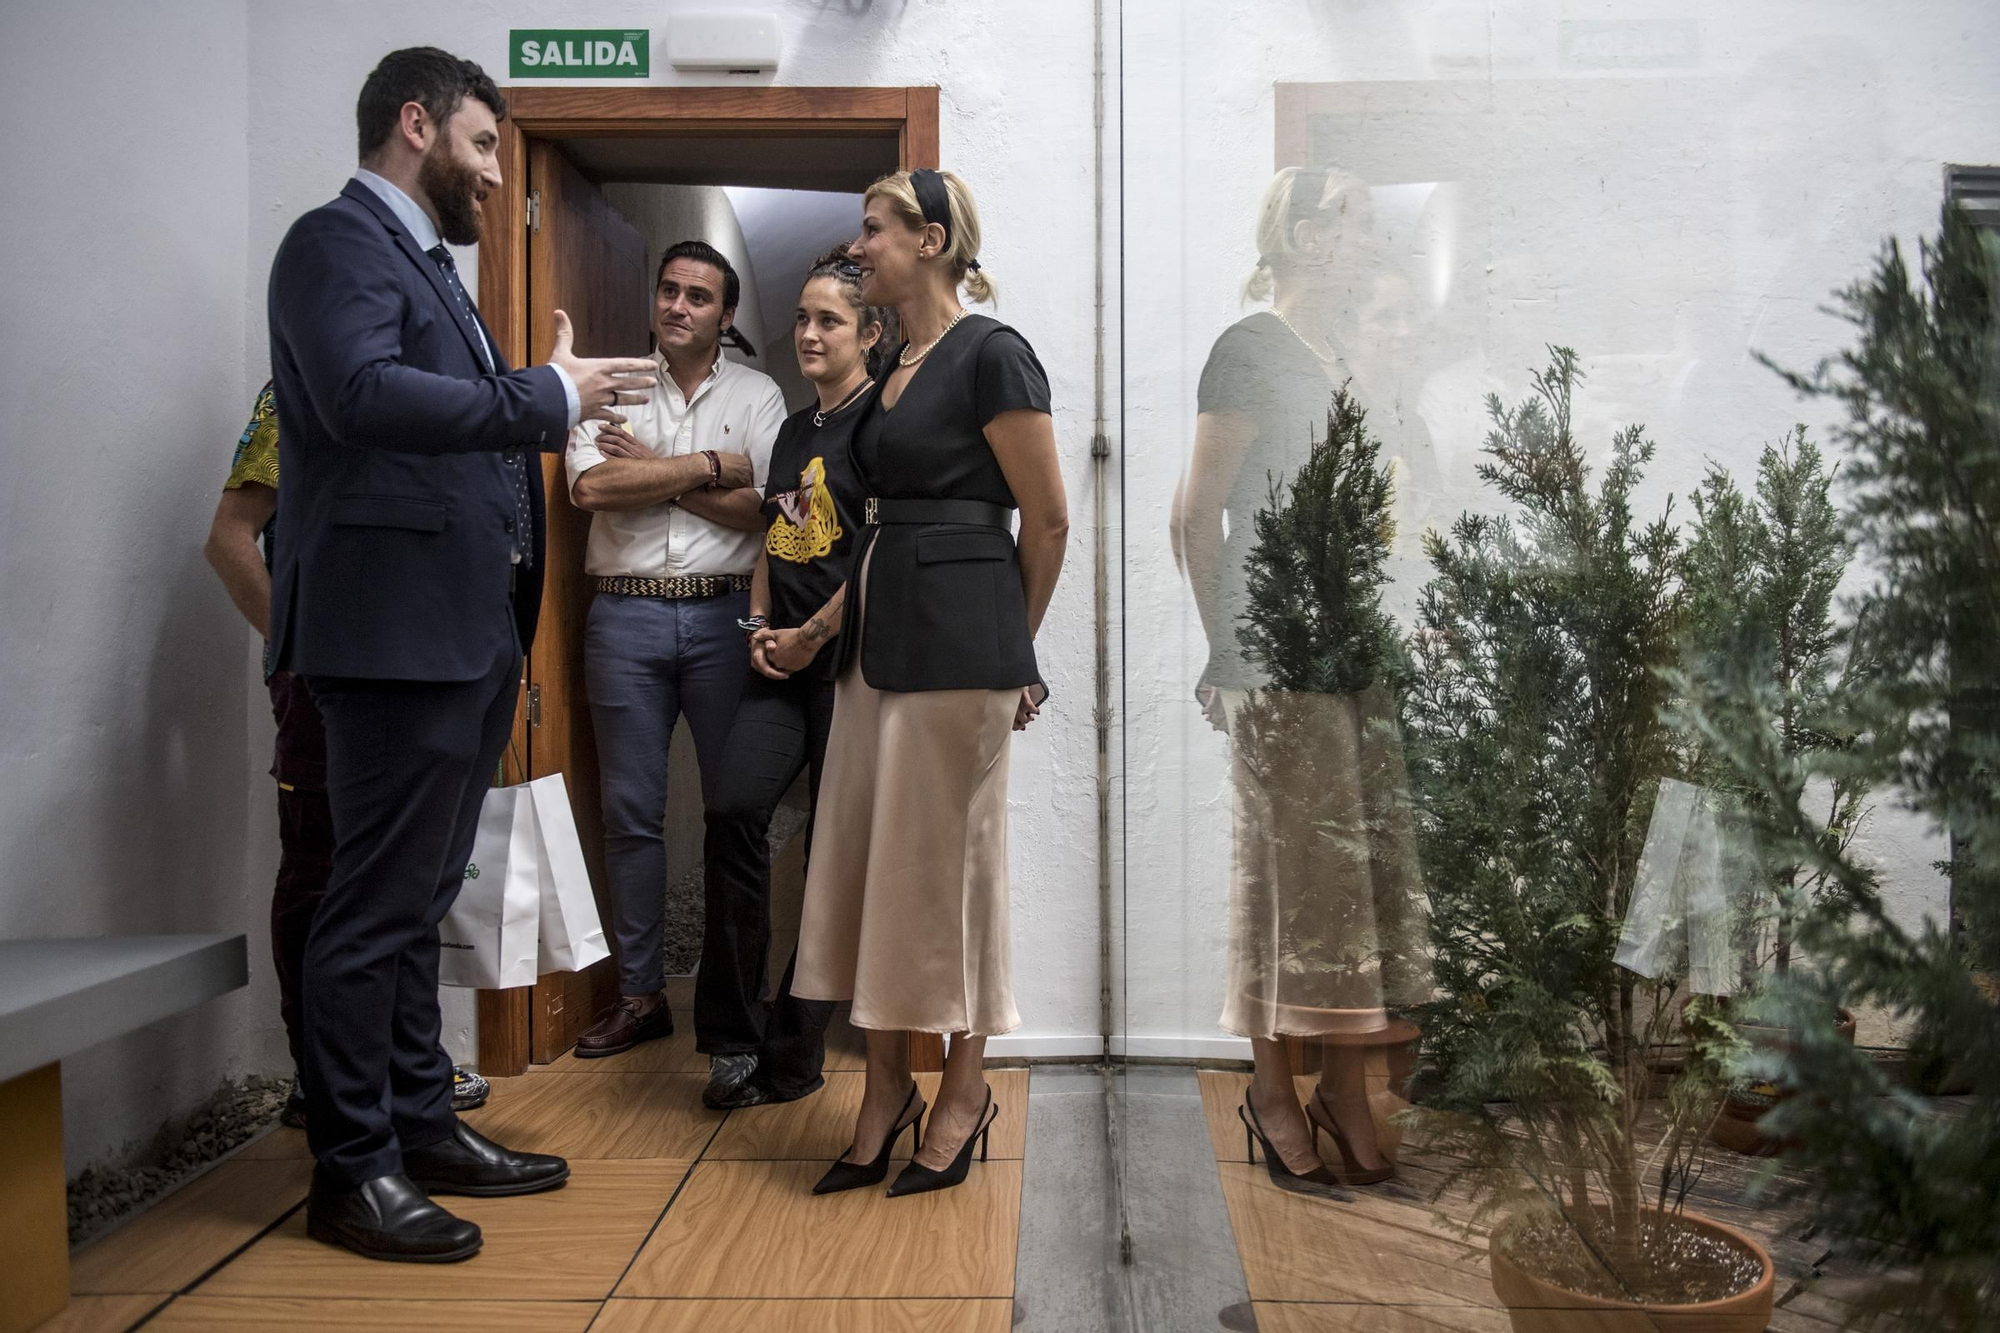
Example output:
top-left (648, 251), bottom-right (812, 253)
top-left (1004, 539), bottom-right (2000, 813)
top-left (550, 309), bottom-right (655, 422)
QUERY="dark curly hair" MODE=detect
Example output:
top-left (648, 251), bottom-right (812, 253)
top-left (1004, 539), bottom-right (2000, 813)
top-left (356, 47), bottom-right (505, 161)
top-left (802, 247), bottom-right (898, 379)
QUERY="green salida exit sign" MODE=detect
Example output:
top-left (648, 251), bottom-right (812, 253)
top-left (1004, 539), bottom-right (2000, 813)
top-left (510, 29), bottom-right (649, 78)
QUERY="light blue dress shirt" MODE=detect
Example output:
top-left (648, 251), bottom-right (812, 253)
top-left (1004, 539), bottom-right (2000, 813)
top-left (352, 169), bottom-right (580, 426)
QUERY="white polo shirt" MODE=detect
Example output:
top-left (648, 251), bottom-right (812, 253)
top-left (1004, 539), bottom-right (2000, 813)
top-left (565, 349), bottom-right (786, 579)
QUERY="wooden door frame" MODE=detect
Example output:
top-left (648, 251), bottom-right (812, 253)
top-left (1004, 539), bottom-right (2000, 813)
top-left (476, 85), bottom-right (941, 1078)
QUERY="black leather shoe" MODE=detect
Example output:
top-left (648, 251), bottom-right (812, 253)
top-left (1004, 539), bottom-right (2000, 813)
top-left (306, 1171), bottom-right (481, 1263)
top-left (403, 1121), bottom-right (570, 1197)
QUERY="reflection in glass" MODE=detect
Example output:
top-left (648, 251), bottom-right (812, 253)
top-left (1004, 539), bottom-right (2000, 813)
top-left (1173, 167), bottom-right (1430, 1191)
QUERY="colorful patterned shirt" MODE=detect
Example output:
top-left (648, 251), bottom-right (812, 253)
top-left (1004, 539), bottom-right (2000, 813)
top-left (223, 382), bottom-right (279, 676)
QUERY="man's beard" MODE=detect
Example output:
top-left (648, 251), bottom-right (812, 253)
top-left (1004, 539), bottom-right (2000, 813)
top-left (419, 142), bottom-right (483, 246)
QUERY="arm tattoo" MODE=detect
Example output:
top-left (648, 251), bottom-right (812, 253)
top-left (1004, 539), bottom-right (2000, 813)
top-left (801, 616), bottom-right (829, 645)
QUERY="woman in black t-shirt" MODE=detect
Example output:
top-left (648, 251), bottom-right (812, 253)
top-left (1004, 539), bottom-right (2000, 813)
top-left (793, 169), bottom-right (1067, 1200)
top-left (694, 251), bottom-right (891, 1110)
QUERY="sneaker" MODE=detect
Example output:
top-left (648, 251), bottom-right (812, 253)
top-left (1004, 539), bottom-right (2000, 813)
top-left (451, 1066), bottom-right (491, 1112)
top-left (281, 1084), bottom-right (308, 1130)
top-left (702, 1053), bottom-right (758, 1109)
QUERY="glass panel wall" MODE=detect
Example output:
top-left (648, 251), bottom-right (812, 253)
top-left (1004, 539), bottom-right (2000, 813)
top-left (1115, 5), bottom-right (2000, 1329)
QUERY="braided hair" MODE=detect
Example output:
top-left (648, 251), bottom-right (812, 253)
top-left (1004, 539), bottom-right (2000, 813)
top-left (802, 247), bottom-right (899, 379)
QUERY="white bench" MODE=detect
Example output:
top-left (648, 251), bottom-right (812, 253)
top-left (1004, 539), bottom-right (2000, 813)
top-left (0, 935), bottom-right (247, 1333)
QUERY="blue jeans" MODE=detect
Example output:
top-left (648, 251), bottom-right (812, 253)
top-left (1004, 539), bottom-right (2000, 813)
top-left (585, 590), bottom-right (750, 996)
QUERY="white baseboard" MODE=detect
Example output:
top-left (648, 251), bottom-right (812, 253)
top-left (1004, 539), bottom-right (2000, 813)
top-left (981, 1033), bottom-right (1253, 1063)
top-left (1109, 1034), bottom-right (1253, 1062)
top-left (983, 1033), bottom-right (1104, 1060)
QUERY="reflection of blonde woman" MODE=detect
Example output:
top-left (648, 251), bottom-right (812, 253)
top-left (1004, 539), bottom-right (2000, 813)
top-left (1172, 166), bottom-right (1428, 1194)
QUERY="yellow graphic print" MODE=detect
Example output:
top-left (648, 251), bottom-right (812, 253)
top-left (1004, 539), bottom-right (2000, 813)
top-left (766, 455), bottom-right (841, 563)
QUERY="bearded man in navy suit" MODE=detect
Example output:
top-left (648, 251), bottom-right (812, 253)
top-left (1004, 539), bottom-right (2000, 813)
top-left (266, 46), bottom-right (655, 1263)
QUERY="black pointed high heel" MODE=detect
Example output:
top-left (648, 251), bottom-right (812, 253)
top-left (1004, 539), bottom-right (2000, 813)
top-left (1304, 1090), bottom-right (1396, 1185)
top-left (813, 1083), bottom-right (924, 1195)
top-left (887, 1085), bottom-right (997, 1198)
top-left (1239, 1097), bottom-right (1347, 1199)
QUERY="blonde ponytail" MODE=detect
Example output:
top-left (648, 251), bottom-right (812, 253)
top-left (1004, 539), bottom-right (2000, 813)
top-left (1245, 165), bottom-right (1367, 304)
top-left (1241, 256), bottom-right (1275, 305)
top-left (963, 266), bottom-right (997, 305)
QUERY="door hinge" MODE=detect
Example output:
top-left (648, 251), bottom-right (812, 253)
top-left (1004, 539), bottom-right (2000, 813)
top-left (526, 189), bottom-right (541, 234)
top-left (528, 683), bottom-right (542, 728)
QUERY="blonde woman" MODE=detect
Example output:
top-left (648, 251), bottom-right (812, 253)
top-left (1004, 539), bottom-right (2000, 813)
top-left (792, 169), bottom-right (1067, 1197)
top-left (1173, 166), bottom-right (1429, 1195)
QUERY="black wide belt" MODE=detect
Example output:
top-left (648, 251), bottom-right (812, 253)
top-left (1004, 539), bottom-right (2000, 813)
top-left (595, 573), bottom-right (752, 599)
top-left (863, 497), bottom-right (1015, 530)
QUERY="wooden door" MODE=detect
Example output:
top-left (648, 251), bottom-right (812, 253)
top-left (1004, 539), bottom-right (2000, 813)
top-left (523, 140), bottom-right (651, 1062)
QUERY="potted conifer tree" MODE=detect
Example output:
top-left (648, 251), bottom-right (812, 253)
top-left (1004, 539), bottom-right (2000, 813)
top-left (1227, 384), bottom-right (1430, 1097)
top-left (1403, 349), bottom-right (1775, 1328)
top-left (1676, 430), bottom-right (1868, 1152)
top-left (1677, 205), bottom-right (2000, 1327)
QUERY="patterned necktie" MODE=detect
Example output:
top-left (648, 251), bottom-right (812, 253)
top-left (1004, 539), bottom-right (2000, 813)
top-left (429, 244), bottom-right (531, 568)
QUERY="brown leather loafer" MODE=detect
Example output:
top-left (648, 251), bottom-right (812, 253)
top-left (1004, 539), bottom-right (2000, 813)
top-left (574, 995), bottom-right (674, 1058)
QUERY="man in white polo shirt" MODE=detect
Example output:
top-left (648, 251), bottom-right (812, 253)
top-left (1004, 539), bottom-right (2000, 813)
top-left (566, 241), bottom-right (785, 1098)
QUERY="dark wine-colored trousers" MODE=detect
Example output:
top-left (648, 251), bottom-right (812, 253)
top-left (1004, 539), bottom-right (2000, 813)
top-left (267, 671), bottom-right (332, 1082)
top-left (302, 646), bottom-right (520, 1185)
top-left (696, 668), bottom-right (838, 1097)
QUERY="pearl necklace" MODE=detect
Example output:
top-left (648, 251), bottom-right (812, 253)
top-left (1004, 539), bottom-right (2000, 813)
top-left (1271, 307), bottom-right (1342, 365)
top-left (898, 307), bottom-right (970, 367)
top-left (813, 377), bottom-right (874, 427)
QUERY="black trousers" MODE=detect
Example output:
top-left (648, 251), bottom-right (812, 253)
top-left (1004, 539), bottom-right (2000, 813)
top-left (696, 668), bottom-right (838, 1097)
top-left (303, 646), bottom-right (520, 1185)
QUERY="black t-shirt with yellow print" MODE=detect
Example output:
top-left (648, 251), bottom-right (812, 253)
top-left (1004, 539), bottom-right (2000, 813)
top-left (761, 391), bottom-right (872, 677)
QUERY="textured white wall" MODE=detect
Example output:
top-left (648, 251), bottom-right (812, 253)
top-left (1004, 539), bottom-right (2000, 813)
top-left (0, 0), bottom-right (277, 1171)
top-left (1118, 0), bottom-right (2000, 1051)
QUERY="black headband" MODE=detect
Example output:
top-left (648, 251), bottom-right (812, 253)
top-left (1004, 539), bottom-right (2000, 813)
top-left (1286, 168), bottom-right (1330, 233)
top-left (911, 168), bottom-right (980, 272)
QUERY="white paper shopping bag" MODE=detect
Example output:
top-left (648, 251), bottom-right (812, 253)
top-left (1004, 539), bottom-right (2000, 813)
top-left (527, 773), bottom-right (611, 974)
top-left (440, 784), bottom-right (542, 989)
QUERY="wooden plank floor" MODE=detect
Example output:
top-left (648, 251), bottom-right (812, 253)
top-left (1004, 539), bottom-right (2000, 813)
top-left (49, 1051), bottom-right (1911, 1330)
top-left (51, 1014), bottom-right (1026, 1332)
top-left (1195, 1069), bottom-right (1896, 1332)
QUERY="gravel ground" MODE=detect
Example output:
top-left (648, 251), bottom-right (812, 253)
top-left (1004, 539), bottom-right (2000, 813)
top-left (67, 1073), bottom-right (293, 1245)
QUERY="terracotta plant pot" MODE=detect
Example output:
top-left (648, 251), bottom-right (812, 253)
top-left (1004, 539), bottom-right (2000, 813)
top-left (1489, 1209), bottom-right (1774, 1332)
top-left (1708, 1006), bottom-right (1856, 1155)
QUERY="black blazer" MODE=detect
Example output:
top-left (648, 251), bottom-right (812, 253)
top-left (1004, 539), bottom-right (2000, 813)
top-left (835, 316), bottom-right (1052, 693)
top-left (266, 179), bottom-right (569, 681)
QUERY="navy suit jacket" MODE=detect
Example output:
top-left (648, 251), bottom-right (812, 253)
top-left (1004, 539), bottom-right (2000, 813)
top-left (266, 179), bottom-right (569, 681)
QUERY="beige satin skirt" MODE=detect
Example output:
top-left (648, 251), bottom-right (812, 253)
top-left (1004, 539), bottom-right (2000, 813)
top-left (790, 551), bottom-right (1023, 1035)
top-left (1217, 685), bottom-right (1430, 1041)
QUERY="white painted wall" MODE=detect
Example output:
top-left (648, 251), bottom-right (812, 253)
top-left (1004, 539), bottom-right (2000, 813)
top-left (1118, 0), bottom-right (2000, 1051)
top-left (0, 0), bottom-right (279, 1172)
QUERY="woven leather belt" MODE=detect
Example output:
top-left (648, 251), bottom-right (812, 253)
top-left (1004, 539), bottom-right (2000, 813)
top-left (595, 574), bottom-right (752, 599)
top-left (864, 497), bottom-right (1015, 529)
